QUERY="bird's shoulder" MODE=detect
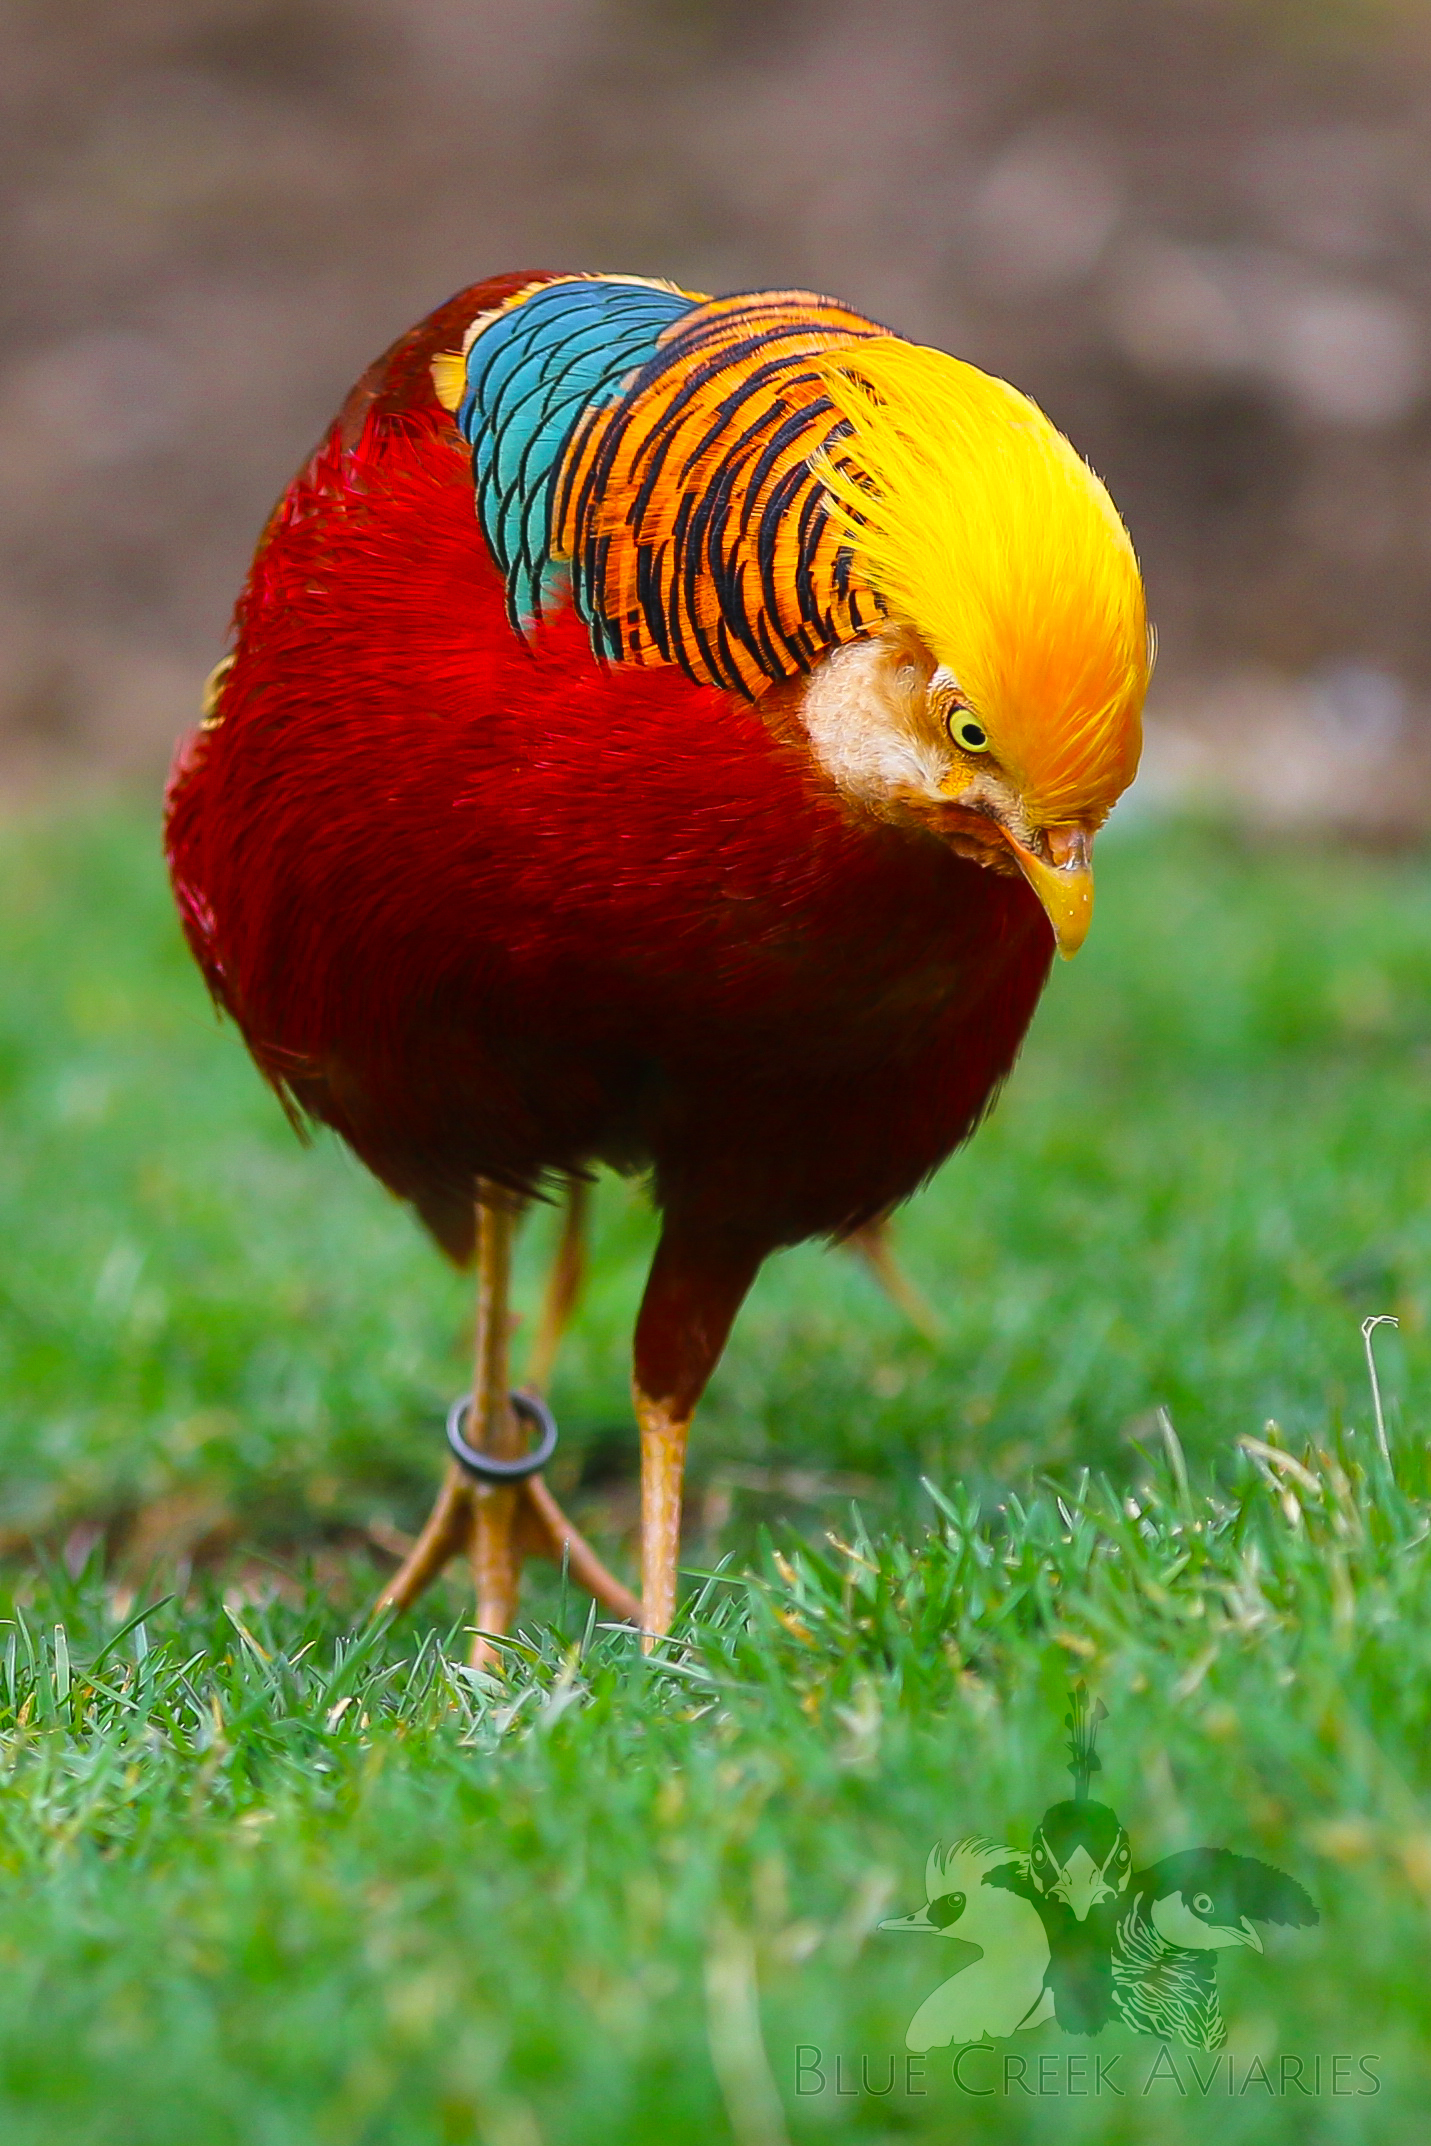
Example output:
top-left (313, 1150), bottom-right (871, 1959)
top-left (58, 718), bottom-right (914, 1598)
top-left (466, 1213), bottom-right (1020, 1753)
top-left (336, 272), bottom-right (552, 444)
top-left (430, 275), bottom-right (892, 698)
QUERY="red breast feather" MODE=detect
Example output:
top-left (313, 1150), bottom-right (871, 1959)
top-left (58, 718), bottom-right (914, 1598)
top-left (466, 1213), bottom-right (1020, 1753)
top-left (166, 280), bottom-right (1053, 1263)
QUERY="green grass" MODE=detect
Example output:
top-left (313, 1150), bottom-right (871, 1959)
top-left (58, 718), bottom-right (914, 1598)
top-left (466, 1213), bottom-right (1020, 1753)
top-left (0, 804), bottom-right (1429, 2140)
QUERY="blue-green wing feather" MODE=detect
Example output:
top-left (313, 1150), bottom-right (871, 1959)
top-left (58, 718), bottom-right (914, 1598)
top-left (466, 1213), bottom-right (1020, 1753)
top-left (456, 279), bottom-right (696, 630)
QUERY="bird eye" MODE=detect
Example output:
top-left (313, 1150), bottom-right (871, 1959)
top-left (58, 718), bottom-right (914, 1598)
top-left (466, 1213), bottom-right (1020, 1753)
top-left (928, 1891), bottom-right (966, 1928)
top-left (1193, 1892), bottom-right (1213, 1915)
top-left (949, 712), bottom-right (990, 754)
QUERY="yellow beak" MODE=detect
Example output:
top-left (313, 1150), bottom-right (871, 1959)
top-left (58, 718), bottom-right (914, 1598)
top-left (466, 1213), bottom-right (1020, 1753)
top-left (1000, 824), bottom-right (1094, 958)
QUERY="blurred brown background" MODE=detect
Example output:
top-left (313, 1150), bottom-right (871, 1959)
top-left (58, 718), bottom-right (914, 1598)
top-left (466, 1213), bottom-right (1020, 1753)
top-left (6, 0), bottom-right (1431, 829)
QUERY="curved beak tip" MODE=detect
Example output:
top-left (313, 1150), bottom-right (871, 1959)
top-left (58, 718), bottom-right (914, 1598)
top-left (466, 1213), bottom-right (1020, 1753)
top-left (1003, 829), bottom-right (1095, 958)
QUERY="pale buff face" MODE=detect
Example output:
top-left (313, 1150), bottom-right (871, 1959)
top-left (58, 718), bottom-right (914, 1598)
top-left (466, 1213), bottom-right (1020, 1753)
top-left (798, 631), bottom-right (1033, 854)
top-left (796, 629), bottom-right (1096, 953)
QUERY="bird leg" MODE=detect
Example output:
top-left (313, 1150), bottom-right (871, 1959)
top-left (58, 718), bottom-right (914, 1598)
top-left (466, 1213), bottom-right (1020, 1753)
top-left (843, 1215), bottom-right (944, 1341)
top-left (531, 1186), bottom-right (935, 1418)
top-left (632, 1224), bottom-right (764, 1648)
top-left (465, 1189), bottom-right (524, 1668)
top-left (372, 1181), bottom-right (639, 1659)
top-left (524, 1175), bottom-right (590, 1393)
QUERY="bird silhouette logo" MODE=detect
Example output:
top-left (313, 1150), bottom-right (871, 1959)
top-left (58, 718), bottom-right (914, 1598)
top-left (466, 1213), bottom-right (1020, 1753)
top-left (881, 1687), bottom-right (1317, 2053)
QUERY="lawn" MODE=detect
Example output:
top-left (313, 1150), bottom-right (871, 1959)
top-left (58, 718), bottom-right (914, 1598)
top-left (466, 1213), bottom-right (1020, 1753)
top-left (0, 803), bottom-right (1428, 2142)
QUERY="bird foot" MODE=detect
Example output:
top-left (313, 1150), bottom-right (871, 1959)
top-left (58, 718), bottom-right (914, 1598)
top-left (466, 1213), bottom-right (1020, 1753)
top-left (370, 1459), bottom-right (640, 1665)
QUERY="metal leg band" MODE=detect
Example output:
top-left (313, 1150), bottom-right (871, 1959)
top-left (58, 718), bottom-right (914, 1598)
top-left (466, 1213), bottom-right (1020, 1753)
top-left (446, 1388), bottom-right (559, 1482)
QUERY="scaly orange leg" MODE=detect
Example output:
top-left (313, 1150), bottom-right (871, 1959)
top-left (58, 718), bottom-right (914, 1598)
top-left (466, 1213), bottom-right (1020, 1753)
top-left (466, 1189), bottom-right (523, 1668)
top-left (372, 1180), bottom-right (639, 1658)
top-left (632, 1224), bottom-right (765, 1648)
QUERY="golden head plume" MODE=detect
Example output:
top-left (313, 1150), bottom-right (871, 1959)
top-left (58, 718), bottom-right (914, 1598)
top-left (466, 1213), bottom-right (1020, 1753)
top-left (814, 339), bottom-right (1149, 826)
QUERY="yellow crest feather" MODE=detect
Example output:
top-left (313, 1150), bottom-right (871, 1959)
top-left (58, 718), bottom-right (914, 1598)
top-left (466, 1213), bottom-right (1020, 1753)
top-left (814, 339), bottom-right (1148, 824)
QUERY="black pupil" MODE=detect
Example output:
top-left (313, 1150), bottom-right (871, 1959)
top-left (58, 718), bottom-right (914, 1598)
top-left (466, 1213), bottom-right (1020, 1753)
top-left (929, 1892), bottom-right (966, 1928)
top-left (959, 722), bottom-right (985, 747)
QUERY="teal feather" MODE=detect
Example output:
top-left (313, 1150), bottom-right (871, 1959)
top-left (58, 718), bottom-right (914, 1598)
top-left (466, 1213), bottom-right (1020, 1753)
top-left (456, 278), bottom-right (695, 631)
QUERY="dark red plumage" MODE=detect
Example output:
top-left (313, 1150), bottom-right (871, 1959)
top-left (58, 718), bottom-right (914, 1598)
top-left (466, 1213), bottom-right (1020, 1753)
top-left (167, 275), bottom-right (1052, 1271)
